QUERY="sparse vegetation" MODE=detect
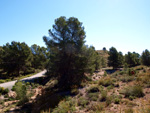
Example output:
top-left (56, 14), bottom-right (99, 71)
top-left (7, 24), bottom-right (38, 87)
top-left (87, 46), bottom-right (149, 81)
top-left (1, 15), bottom-right (150, 113)
top-left (120, 85), bottom-right (144, 98)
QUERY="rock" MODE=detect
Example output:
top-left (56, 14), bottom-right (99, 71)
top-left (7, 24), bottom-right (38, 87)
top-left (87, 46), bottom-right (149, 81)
top-left (0, 95), bottom-right (4, 100)
top-left (8, 91), bottom-right (17, 98)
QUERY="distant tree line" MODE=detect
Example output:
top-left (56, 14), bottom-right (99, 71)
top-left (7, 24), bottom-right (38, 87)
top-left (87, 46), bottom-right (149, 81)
top-left (0, 42), bottom-right (48, 76)
top-left (108, 47), bottom-right (150, 69)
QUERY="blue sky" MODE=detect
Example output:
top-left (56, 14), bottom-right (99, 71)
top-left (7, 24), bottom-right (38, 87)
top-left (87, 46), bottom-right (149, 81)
top-left (0, 0), bottom-right (150, 54)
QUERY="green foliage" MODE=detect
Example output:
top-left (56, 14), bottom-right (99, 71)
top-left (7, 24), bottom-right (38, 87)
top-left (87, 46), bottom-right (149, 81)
top-left (78, 97), bottom-right (89, 107)
top-left (0, 87), bottom-right (8, 95)
top-left (99, 77), bottom-right (114, 87)
top-left (43, 16), bottom-right (97, 89)
top-left (0, 79), bottom-right (5, 83)
top-left (125, 52), bottom-right (140, 67)
top-left (106, 96), bottom-right (113, 106)
top-left (141, 49), bottom-right (150, 66)
top-left (120, 76), bottom-right (135, 82)
top-left (31, 44), bottom-right (49, 69)
top-left (0, 87), bottom-right (9, 95)
top-left (87, 93), bottom-right (99, 101)
top-left (125, 108), bottom-right (134, 113)
top-left (71, 88), bottom-right (79, 95)
top-left (87, 85), bottom-right (100, 93)
top-left (13, 81), bottom-right (28, 105)
top-left (103, 71), bottom-right (107, 76)
top-left (1, 41), bottom-right (33, 76)
top-left (100, 90), bottom-right (107, 102)
top-left (114, 98), bottom-right (120, 104)
top-left (52, 98), bottom-right (76, 113)
top-left (90, 103), bottom-right (104, 112)
top-left (120, 85), bottom-right (144, 98)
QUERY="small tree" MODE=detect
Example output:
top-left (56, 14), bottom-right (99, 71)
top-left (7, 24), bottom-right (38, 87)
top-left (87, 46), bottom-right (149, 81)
top-left (141, 49), bottom-right (150, 66)
top-left (13, 81), bottom-right (28, 105)
top-left (31, 44), bottom-right (48, 69)
top-left (108, 47), bottom-right (120, 69)
top-left (43, 17), bottom-right (87, 89)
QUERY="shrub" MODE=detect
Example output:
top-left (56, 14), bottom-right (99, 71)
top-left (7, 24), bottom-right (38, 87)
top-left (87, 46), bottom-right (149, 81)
top-left (88, 93), bottom-right (99, 101)
top-left (90, 103), bottom-right (104, 112)
top-left (87, 85), bottom-right (99, 93)
top-left (119, 71), bottom-right (125, 75)
top-left (103, 71), bottom-right (107, 76)
top-left (120, 76), bottom-right (134, 82)
top-left (106, 96), bottom-right (113, 106)
top-left (13, 81), bottom-right (29, 105)
top-left (78, 97), bottom-right (89, 107)
top-left (71, 88), bottom-right (79, 95)
top-left (120, 85), bottom-right (144, 98)
top-left (100, 90), bottom-right (107, 102)
top-left (0, 80), bottom-right (5, 83)
top-left (125, 108), bottom-right (134, 113)
top-left (3, 88), bottom-right (9, 94)
top-left (107, 85), bottom-right (114, 90)
top-left (114, 83), bottom-right (119, 87)
top-left (129, 96), bottom-right (135, 100)
top-left (53, 98), bottom-right (76, 113)
top-left (114, 98), bottom-right (120, 104)
top-left (0, 87), bottom-right (5, 93)
top-left (0, 87), bottom-right (9, 95)
top-left (99, 77), bottom-right (114, 87)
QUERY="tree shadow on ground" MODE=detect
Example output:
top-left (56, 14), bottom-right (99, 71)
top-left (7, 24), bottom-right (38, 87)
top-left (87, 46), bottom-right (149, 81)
top-left (105, 68), bottom-right (122, 74)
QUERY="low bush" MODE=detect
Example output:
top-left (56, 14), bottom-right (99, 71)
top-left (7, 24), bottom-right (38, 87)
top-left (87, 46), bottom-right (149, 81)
top-left (120, 76), bottom-right (135, 82)
top-left (90, 103), bottom-right (104, 112)
top-left (114, 98), bottom-right (120, 104)
top-left (0, 87), bottom-right (9, 95)
top-left (0, 80), bottom-right (5, 83)
top-left (99, 77), bottom-right (114, 87)
top-left (100, 90), bottom-right (107, 102)
top-left (71, 88), bottom-right (79, 95)
top-left (88, 93), bottom-right (99, 101)
top-left (13, 81), bottom-right (29, 105)
top-left (103, 71), bottom-right (107, 76)
top-left (78, 97), bottom-right (89, 107)
top-left (106, 96), bottom-right (113, 106)
top-left (125, 108), bottom-right (134, 113)
top-left (120, 85), bottom-right (144, 98)
top-left (87, 85), bottom-right (99, 93)
top-left (53, 98), bottom-right (76, 113)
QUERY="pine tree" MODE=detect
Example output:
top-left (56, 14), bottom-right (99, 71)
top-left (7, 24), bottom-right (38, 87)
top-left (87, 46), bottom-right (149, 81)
top-left (43, 17), bottom-right (87, 89)
top-left (141, 49), bottom-right (150, 66)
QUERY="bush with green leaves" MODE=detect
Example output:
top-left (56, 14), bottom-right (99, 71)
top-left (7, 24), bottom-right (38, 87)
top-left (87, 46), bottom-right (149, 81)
top-left (0, 80), bottom-right (6, 83)
top-left (100, 90), bottom-right (107, 102)
top-left (114, 98), bottom-right (120, 104)
top-left (13, 81), bottom-right (28, 105)
top-left (71, 88), bottom-right (79, 95)
top-left (106, 96), bottom-right (113, 106)
top-left (78, 97), bottom-right (89, 107)
top-left (120, 85), bottom-right (144, 98)
top-left (0, 87), bottom-right (9, 95)
top-left (87, 93), bottom-right (99, 101)
top-left (87, 85), bottom-right (100, 93)
top-left (120, 76), bottom-right (135, 82)
top-left (52, 98), bottom-right (76, 113)
top-left (99, 77), bottom-right (114, 87)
